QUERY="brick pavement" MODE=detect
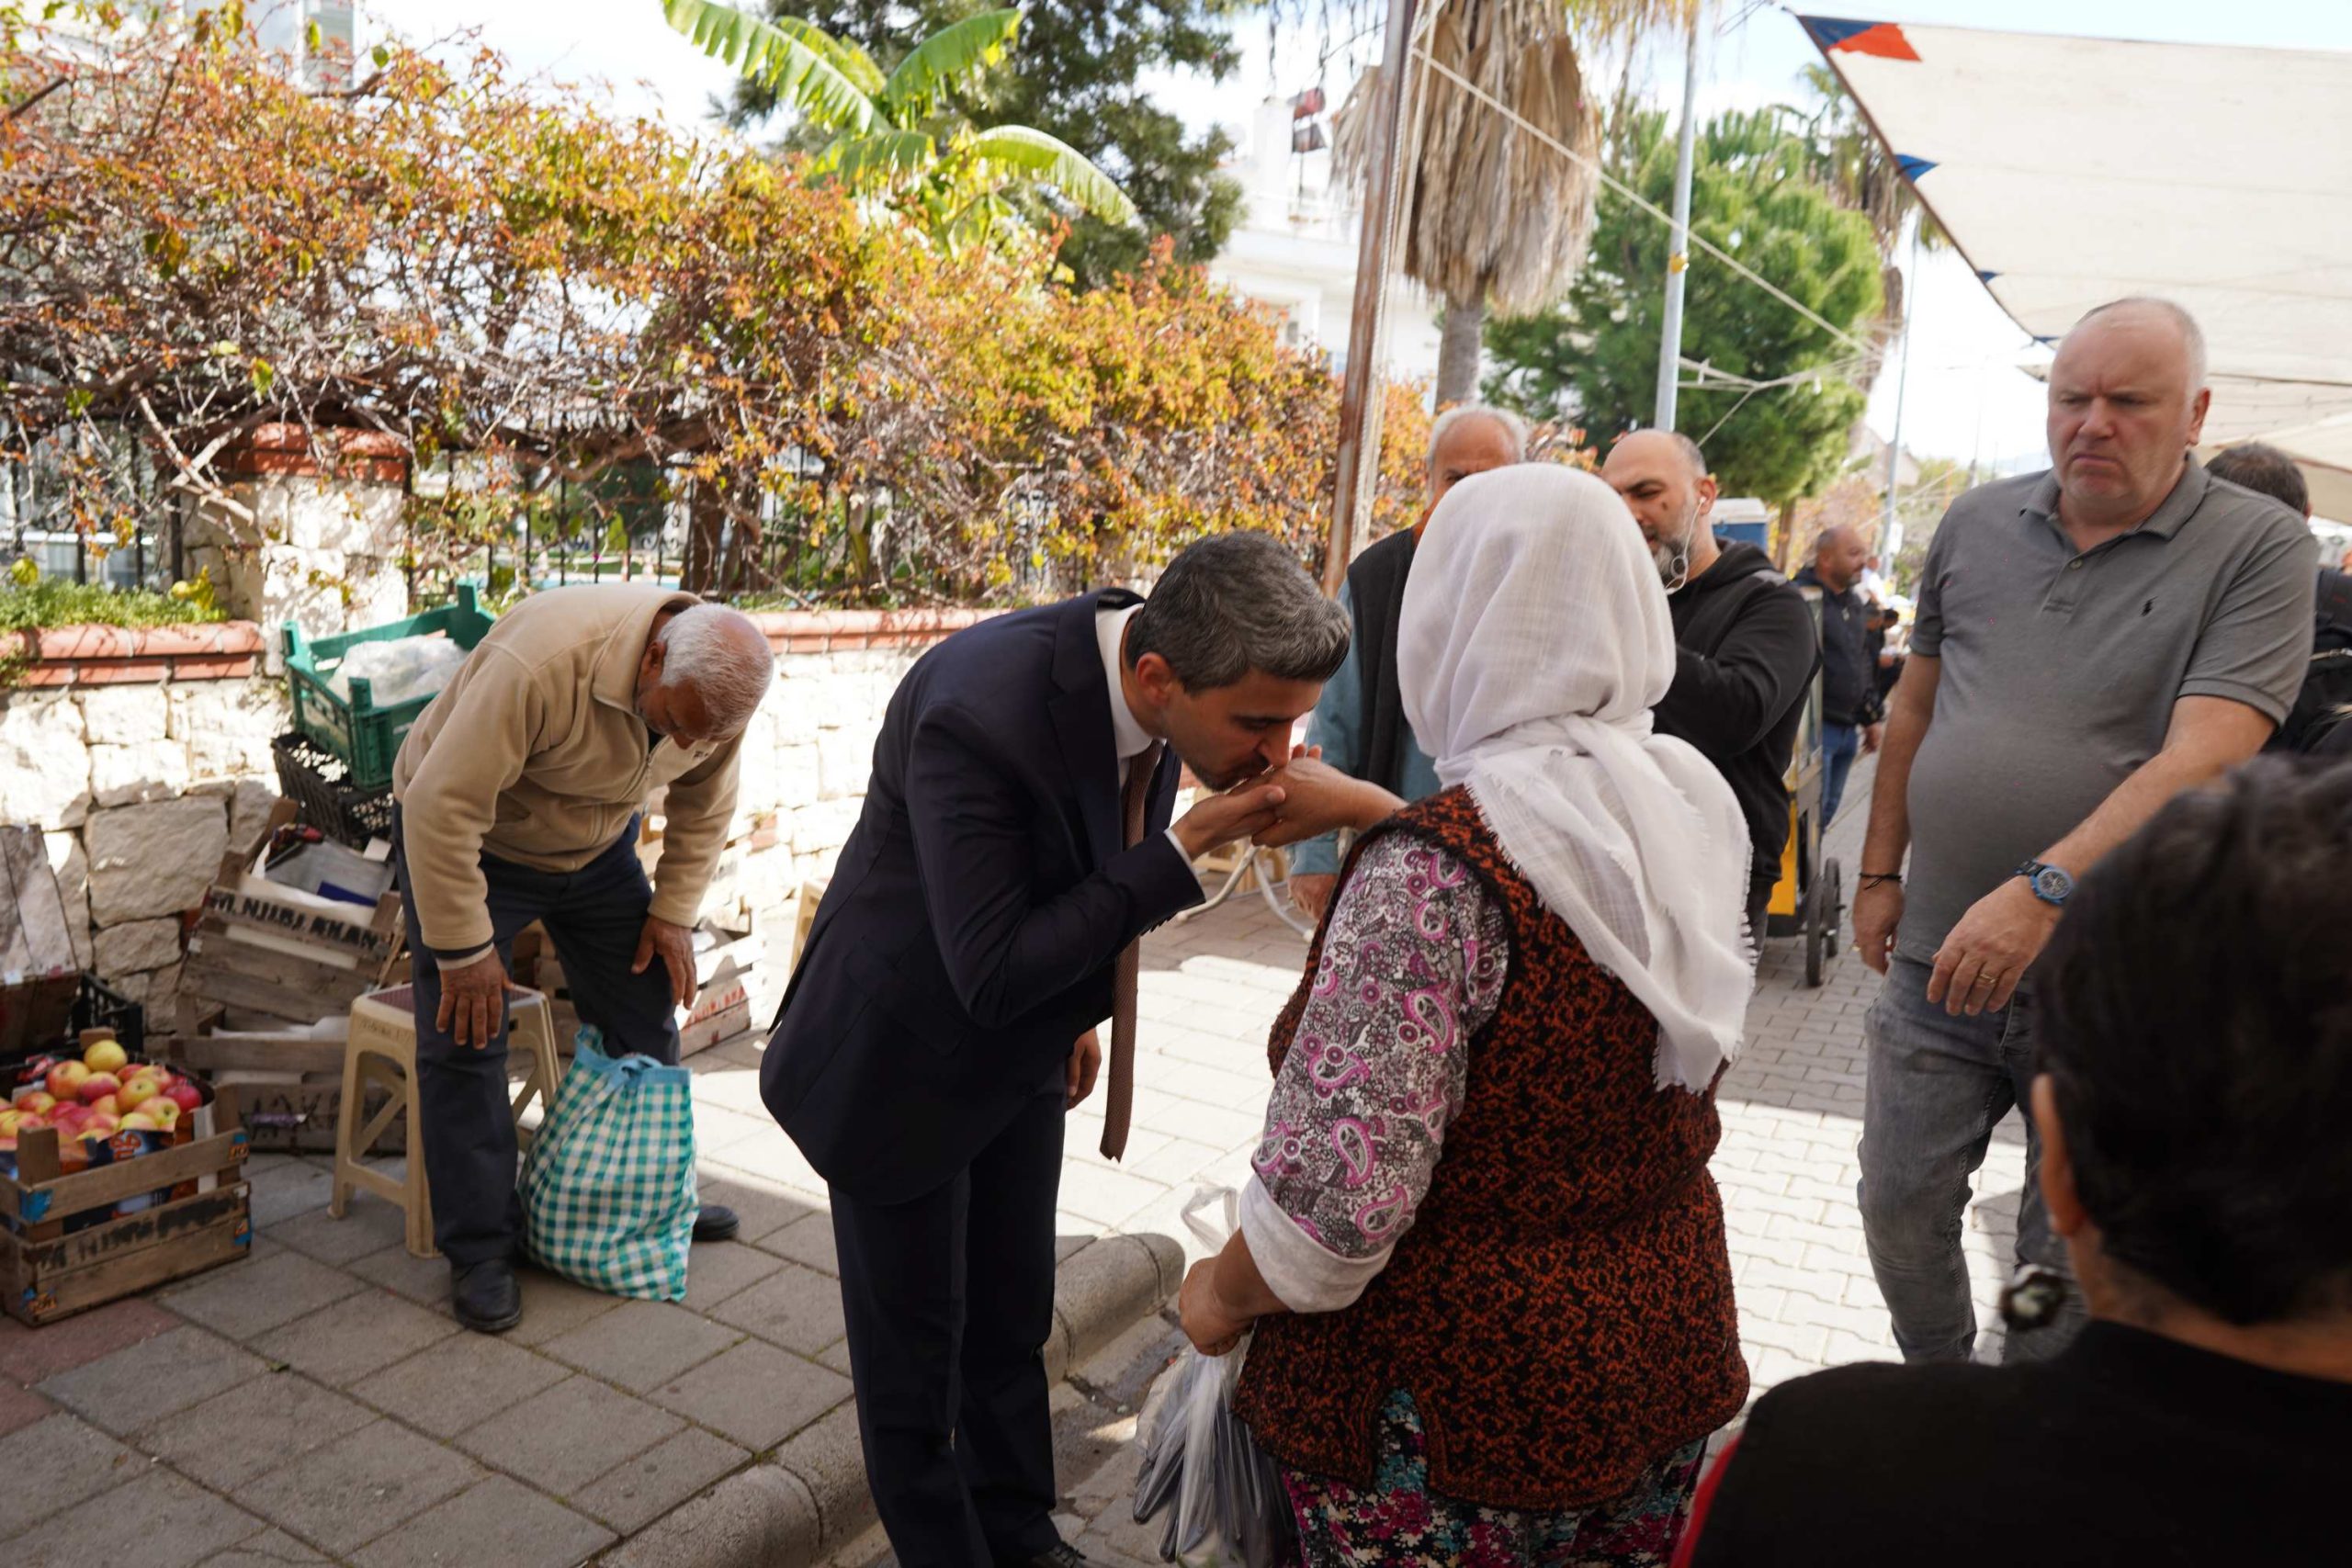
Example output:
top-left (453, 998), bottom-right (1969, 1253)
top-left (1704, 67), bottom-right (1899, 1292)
top-left (0, 760), bottom-right (2034, 1567)
top-left (0, 881), bottom-right (1328, 1567)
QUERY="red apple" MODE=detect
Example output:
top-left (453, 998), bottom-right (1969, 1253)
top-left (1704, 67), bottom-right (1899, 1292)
top-left (164, 1081), bottom-right (202, 1112)
top-left (81, 1112), bottom-right (119, 1137)
top-left (116, 1077), bottom-right (161, 1113)
top-left (45, 1061), bottom-right (91, 1100)
top-left (13, 1089), bottom-right (56, 1115)
top-left (78, 1073), bottom-right (121, 1105)
top-left (81, 1038), bottom-right (129, 1075)
top-left (85, 1094), bottom-right (119, 1119)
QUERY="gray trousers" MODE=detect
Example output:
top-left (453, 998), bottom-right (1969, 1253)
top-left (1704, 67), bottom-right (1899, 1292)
top-left (1856, 955), bottom-right (2088, 1363)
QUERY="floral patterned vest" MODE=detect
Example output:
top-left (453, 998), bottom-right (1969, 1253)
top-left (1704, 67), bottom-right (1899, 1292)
top-left (1233, 786), bottom-right (1748, 1509)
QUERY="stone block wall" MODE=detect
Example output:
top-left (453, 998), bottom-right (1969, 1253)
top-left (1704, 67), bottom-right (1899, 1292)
top-left (4, 605), bottom-right (996, 1024)
top-left (2, 628), bottom-right (288, 1009)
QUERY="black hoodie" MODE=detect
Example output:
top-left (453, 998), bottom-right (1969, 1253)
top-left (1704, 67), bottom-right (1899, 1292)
top-left (1652, 540), bottom-right (1822, 900)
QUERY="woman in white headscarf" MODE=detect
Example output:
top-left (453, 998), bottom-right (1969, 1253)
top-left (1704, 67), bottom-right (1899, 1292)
top-left (1178, 465), bottom-right (1755, 1568)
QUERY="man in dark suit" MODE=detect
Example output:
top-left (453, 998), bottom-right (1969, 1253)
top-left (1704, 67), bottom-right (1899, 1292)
top-left (763, 533), bottom-right (1352, 1568)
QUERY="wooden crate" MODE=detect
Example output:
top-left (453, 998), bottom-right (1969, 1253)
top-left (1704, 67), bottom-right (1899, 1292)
top-left (2, 1090), bottom-right (251, 1326)
top-left (181, 853), bottom-right (406, 1026)
top-left (535, 927), bottom-right (760, 1062)
top-left (165, 1002), bottom-right (395, 1155)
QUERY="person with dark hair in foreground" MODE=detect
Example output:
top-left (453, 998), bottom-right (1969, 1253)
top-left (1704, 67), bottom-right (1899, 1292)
top-left (762, 532), bottom-right (1354, 1568)
top-left (1677, 758), bottom-right (2352, 1568)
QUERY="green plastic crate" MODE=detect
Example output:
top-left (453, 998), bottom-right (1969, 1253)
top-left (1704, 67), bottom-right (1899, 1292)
top-left (282, 585), bottom-right (496, 790)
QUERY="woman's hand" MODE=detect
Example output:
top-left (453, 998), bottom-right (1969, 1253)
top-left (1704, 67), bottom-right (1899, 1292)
top-left (1179, 1257), bottom-right (1251, 1357)
top-left (1250, 758), bottom-right (1402, 849)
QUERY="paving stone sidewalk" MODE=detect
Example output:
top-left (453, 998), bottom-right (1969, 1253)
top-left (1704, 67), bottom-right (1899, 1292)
top-left (0, 874), bottom-right (1328, 1568)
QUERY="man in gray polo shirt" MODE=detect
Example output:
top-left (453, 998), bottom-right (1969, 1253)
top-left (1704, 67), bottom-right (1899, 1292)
top-left (1851, 297), bottom-right (2313, 1365)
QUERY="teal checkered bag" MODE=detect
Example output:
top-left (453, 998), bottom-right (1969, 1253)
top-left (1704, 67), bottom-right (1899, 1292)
top-left (520, 1025), bottom-right (698, 1301)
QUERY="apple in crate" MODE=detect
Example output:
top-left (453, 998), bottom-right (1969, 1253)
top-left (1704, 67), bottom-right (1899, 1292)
top-left (79, 1073), bottom-right (121, 1103)
top-left (164, 1080), bottom-right (202, 1113)
top-left (117, 1076), bottom-right (162, 1113)
top-left (0, 1110), bottom-right (22, 1136)
top-left (82, 1038), bottom-right (130, 1075)
top-left (144, 1099), bottom-right (182, 1131)
top-left (13, 1089), bottom-right (56, 1115)
top-left (86, 1095), bottom-right (119, 1119)
top-left (46, 1061), bottom-right (91, 1100)
top-left (119, 1111), bottom-right (161, 1133)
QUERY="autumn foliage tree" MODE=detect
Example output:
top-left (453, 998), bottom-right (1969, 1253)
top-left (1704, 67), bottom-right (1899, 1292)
top-left (1, 8), bottom-right (1424, 604)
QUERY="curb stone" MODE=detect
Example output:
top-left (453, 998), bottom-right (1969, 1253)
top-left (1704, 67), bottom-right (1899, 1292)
top-left (602, 1230), bottom-right (1184, 1567)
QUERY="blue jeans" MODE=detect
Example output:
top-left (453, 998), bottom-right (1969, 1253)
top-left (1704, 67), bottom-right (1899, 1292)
top-left (1820, 721), bottom-right (1862, 827)
top-left (1856, 956), bottom-right (2087, 1364)
top-left (392, 811), bottom-right (680, 1266)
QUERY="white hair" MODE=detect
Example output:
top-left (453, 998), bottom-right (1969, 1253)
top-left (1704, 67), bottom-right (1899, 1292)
top-left (1428, 404), bottom-right (1530, 469)
top-left (2074, 296), bottom-right (2208, 391)
top-left (655, 604), bottom-right (774, 730)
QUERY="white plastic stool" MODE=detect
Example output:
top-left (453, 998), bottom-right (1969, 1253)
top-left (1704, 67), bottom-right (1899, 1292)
top-left (329, 984), bottom-right (563, 1258)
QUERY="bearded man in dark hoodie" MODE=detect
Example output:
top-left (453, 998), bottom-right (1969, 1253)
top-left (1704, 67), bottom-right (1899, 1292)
top-left (1603, 430), bottom-right (1820, 942)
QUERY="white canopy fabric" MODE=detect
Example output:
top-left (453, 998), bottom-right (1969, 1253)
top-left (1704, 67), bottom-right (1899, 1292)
top-left (1802, 17), bottom-right (2352, 508)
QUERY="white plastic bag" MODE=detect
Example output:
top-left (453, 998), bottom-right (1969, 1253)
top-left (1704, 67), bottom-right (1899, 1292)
top-left (1131, 1187), bottom-right (1299, 1567)
top-left (331, 634), bottom-right (467, 706)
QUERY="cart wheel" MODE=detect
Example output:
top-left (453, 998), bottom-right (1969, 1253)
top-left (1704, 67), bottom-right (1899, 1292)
top-left (1824, 858), bottom-right (1845, 952)
top-left (1805, 859), bottom-right (1844, 987)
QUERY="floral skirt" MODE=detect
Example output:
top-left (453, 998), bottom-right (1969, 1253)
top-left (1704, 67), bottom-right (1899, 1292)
top-left (1280, 1391), bottom-right (1707, 1568)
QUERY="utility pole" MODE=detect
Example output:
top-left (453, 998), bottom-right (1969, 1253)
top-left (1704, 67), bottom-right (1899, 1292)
top-left (1880, 218), bottom-right (1923, 558)
top-left (1324, 0), bottom-right (1419, 594)
top-left (1653, 2), bottom-right (1705, 431)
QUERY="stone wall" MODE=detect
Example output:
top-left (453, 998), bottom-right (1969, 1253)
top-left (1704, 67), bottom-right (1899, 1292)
top-left (2, 626), bottom-right (288, 1010)
top-left (3, 606), bottom-right (994, 1024)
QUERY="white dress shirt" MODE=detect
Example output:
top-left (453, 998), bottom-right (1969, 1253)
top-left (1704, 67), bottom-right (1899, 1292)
top-left (1097, 604), bottom-right (1202, 880)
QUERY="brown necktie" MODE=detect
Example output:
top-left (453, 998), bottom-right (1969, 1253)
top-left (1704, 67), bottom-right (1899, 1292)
top-left (1100, 742), bottom-right (1161, 1161)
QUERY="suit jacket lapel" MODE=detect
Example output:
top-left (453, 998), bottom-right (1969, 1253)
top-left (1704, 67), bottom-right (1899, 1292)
top-left (1047, 589), bottom-right (1136, 869)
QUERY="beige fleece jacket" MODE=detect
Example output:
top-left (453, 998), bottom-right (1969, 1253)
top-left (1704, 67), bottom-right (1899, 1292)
top-left (390, 584), bottom-right (743, 955)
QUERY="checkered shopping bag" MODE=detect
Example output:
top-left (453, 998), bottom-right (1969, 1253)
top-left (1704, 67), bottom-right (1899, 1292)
top-left (520, 1025), bottom-right (698, 1301)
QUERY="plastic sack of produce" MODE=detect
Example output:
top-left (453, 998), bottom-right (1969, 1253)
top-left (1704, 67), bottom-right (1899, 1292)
top-left (1131, 1187), bottom-right (1299, 1568)
top-left (519, 1025), bottom-right (697, 1301)
top-left (329, 633), bottom-right (467, 706)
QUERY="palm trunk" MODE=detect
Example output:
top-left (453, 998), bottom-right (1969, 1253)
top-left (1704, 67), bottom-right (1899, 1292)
top-left (1437, 288), bottom-right (1487, 406)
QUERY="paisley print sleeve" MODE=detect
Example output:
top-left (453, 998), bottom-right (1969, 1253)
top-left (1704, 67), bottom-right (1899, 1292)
top-left (1239, 835), bottom-right (1510, 1314)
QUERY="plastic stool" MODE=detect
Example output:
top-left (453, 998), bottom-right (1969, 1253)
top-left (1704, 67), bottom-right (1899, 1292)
top-left (330, 984), bottom-right (564, 1258)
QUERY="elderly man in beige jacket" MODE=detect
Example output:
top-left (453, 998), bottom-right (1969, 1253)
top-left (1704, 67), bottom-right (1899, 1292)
top-left (391, 584), bottom-right (774, 1332)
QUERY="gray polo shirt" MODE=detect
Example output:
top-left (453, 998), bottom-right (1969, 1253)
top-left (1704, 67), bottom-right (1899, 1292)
top-left (1897, 457), bottom-right (2314, 962)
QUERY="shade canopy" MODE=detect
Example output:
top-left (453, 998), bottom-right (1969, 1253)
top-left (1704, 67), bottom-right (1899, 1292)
top-left (1802, 16), bottom-right (2352, 511)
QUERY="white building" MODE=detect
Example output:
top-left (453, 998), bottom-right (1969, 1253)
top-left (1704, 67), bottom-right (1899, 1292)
top-left (1207, 96), bottom-right (1442, 389)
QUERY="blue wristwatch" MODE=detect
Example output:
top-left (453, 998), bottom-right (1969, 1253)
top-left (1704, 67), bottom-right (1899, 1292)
top-left (2016, 860), bottom-right (2075, 907)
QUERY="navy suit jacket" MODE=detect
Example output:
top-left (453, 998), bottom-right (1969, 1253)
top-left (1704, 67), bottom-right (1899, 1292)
top-left (762, 590), bottom-right (1200, 1203)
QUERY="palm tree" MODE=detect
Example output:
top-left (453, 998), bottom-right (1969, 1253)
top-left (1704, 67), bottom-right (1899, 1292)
top-left (662, 3), bottom-right (1136, 253)
top-left (1792, 63), bottom-right (1945, 395)
top-left (1336, 0), bottom-right (1698, 405)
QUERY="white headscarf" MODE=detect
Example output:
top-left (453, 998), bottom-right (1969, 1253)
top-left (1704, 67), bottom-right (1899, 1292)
top-left (1398, 464), bottom-right (1755, 1090)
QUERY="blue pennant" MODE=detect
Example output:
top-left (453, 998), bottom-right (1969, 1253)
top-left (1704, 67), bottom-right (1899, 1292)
top-left (1799, 17), bottom-right (1879, 51)
top-left (1895, 153), bottom-right (1939, 182)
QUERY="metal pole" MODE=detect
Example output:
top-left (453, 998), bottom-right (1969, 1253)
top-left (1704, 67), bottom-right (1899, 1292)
top-left (1653, 2), bottom-right (1705, 431)
top-left (1880, 218), bottom-right (1923, 555)
top-left (1323, 0), bottom-right (1419, 596)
